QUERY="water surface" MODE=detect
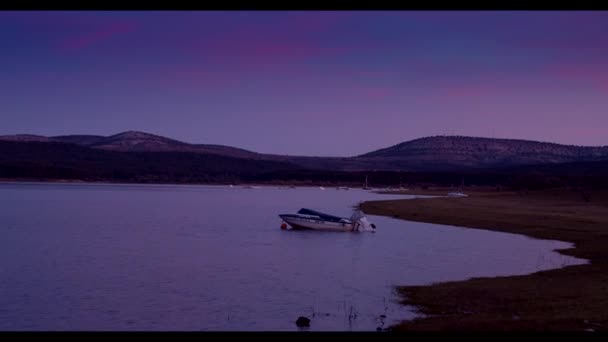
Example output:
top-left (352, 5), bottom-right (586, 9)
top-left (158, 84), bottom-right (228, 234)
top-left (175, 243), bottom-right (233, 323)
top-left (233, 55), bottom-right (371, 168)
top-left (0, 183), bottom-right (585, 331)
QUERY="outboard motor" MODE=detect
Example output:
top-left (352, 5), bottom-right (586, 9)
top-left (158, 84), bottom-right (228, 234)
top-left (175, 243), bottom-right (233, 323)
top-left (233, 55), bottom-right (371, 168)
top-left (350, 210), bottom-right (376, 232)
top-left (357, 216), bottom-right (376, 232)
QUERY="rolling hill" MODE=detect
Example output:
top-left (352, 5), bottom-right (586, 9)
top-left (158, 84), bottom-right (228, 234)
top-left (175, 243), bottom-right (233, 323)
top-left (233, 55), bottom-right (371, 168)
top-left (1, 131), bottom-right (607, 186)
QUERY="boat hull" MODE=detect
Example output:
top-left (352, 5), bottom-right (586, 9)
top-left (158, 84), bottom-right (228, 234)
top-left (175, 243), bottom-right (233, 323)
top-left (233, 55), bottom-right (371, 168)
top-left (447, 192), bottom-right (468, 197)
top-left (279, 215), bottom-right (356, 232)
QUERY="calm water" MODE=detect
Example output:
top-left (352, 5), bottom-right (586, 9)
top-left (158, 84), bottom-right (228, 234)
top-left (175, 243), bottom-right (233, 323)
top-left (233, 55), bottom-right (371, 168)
top-left (0, 183), bottom-right (585, 331)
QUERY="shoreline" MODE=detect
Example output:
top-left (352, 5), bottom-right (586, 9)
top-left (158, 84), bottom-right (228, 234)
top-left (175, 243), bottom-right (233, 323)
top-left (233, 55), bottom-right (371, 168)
top-left (1, 178), bottom-right (445, 193)
top-left (0, 178), bottom-right (373, 189)
top-left (360, 188), bottom-right (608, 331)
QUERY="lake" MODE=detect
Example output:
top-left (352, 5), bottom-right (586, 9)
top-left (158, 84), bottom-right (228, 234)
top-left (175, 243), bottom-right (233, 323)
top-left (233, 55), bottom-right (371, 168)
top-left (0, 183), bottom-right (585, 331)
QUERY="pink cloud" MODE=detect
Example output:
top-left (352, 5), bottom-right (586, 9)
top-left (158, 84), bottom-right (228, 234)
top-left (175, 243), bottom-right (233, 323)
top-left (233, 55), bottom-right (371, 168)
top-left (599, 79), bottom-right (608, 93)
top-left (3, 12), bottom-right (138, 52)
top-left (427, 63), bottom-right (608, 102)
top-left (278, 11), bottom-right (356, 37)
top-left (440, 84), bottom-right (493, 99)
top-left (1, 11), bottom-right (98, 29)
top-left (518, 37), bottom-right (608, 55)
top-left (59, 21), bottom-right (137, 51)
top-left (426, 73), bottom-right (526, 101)
top-left (156, 66), bottom-right (232, 89)
top-left (178, 12), bottom-right (363, 70)
top-left (546, 64), bottom-right (600, 80)
top-left (360, 86), bottom-right (395, 100)
top-left (340, 69), bottom-right (391, 81)
top-left (541, 62), bottom-right (608, 93)
top-left (185, 33), bottom-right (354, 71)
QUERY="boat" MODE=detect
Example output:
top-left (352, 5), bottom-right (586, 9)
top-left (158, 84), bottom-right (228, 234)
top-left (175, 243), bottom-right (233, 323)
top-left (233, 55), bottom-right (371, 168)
top-left (447, 191), bottom-right (468, 197)
top-left (279, 208), bottom-right (376, 232)
top-left (447, 178), bottom-right (468, 197)
top-left (363, 175), bottom-right (371, 190)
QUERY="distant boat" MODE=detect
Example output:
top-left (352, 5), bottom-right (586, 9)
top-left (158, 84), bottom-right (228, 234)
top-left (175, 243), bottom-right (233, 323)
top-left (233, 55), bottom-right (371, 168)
top-left (363, 175), bottom-right (371, 190)
top-left (279, 208), bottom-right (376, 232)
top-left (319, 186), bottom-right (325, 190)
top-left (448, 178), bottom-right (467, 197)
top-left (398, 176), bottom-right (407, 191)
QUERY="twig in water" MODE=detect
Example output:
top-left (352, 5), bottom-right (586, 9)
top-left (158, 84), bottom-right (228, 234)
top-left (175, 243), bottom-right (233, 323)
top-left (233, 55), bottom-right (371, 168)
top-left (383, 296), bottom-right (388, 315)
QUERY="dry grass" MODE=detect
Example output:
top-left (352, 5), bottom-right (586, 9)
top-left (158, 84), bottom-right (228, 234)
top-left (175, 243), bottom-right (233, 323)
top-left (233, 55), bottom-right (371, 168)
top-left (360, 188), bottom-right (608, 331)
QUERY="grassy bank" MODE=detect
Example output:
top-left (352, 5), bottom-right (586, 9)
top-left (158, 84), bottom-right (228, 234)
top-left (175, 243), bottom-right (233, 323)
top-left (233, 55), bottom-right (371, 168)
top-left (360, 188), bottom-right (608, 331)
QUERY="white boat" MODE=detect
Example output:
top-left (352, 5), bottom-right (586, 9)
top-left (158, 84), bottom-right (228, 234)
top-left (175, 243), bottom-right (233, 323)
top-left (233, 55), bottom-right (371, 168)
top-left (448, 178), bottom-right (468, 197)
top-left (363, 175), bottom-right (371, 190)
top-left (279, 208), bottom-right (376, 232)
top-left (447, 191), bottom-right (468, 197)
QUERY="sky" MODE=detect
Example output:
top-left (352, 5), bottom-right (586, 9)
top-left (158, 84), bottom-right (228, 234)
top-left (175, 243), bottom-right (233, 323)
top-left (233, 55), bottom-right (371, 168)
top-left (1, 11), bottom-right (608, 156)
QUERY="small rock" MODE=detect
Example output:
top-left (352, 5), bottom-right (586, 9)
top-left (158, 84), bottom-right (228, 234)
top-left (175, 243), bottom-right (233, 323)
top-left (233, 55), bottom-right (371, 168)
top-left (296, 316), bottom-right (310, 327)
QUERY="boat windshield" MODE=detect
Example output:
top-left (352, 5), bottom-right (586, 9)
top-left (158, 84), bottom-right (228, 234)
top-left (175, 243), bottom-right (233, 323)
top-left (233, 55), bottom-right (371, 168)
top-left (297, 208), bottom-right (344, 222)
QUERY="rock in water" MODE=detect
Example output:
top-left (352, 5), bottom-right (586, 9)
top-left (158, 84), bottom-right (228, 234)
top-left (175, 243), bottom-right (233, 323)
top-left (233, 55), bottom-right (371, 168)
top-left (296, 316), bottom-right (311, 327)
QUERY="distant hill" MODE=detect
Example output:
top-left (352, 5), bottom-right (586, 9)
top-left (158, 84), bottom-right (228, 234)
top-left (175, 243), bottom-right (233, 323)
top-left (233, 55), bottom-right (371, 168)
top-left (1, 132), bottom-right (607, 184)
top-left (52, 134), bottom-right (106, 146)
top-left (0, 134), bottom-right (53, 142)
top-left (49, 131), bottom-right (264, 159)
top-left (0, 131), bottom-right (384, 171)
top-left (356, 136), bottom-right (608, 170)
top-left (0, 140), bottom-right (300, 183)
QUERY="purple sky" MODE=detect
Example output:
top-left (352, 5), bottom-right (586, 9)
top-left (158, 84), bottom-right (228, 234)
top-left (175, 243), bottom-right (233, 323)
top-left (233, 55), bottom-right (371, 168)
top-left (1, 11), bottom-right (608, 156)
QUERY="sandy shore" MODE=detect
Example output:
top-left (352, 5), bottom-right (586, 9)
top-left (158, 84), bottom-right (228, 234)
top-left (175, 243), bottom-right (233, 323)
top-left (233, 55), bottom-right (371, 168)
top-left (360, 188), bottom-right (608, 331)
